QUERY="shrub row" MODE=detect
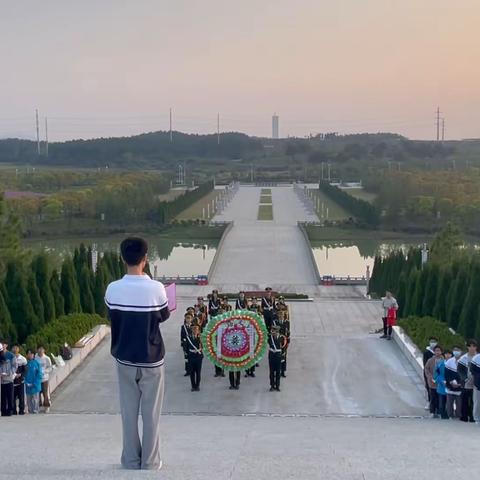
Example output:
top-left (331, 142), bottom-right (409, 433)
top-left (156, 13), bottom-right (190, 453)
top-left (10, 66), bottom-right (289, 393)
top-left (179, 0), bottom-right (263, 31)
top-left (398, 316), bottom-right (465, 351)
top-left (24, 313), bottom-right (106, 356)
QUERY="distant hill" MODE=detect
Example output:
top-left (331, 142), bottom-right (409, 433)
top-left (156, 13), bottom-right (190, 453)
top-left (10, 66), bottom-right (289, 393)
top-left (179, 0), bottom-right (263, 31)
top-left (0, 131), bottom-right (265, 168)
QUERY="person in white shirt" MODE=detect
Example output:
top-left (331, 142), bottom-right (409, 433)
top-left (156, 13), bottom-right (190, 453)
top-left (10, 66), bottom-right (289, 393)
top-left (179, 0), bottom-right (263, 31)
top-left (12, 345), bottom-right (27, 415)
top-left (35, 346), bottom-right (53, 411)
top-left (379, 291), bottom-right (398, 339)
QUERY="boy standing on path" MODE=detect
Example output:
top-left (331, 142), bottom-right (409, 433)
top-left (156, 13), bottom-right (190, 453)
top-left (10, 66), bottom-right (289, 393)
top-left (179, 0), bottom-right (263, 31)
top-left (105, 237), bottom-right (170, 471)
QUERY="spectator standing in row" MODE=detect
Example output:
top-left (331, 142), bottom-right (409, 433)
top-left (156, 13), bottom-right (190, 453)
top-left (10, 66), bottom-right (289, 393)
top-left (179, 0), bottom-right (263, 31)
top-left (434, 349), bottom-right (449, 419)
top-left (458, 340), bottom-right (477, 423)
top-left (35, 346), bottom-right (53, 412)
top-left (0, 340), bottom-right (17, 416)
top-left (471, 352), bottom-right (480, 424)
top-left (425, 345), bottom-right (444, 418)
top-left (422, 337), bottom-right (438, 409)
top-left (25, 349), bottom-right (43, 414)
top-left (12, 344), bottom-right (27, 415)
top-left (445, 346), bottom-right (463, 419)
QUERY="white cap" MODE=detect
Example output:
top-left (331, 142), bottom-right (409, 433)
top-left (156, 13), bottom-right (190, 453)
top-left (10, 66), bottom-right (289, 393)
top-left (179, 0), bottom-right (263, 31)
top-left (0, 343), bottom-right (3, 352)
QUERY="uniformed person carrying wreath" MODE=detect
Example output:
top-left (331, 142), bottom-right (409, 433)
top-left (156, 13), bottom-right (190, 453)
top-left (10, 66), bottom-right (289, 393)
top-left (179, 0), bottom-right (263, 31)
top-left (278, 310), bottom-right (290, 378)
top-left (268, 325), bottom-right (286, 392)
top-left (208, 290), bottom-right (221, 318)
top-left (235, 291), bottom-right (248, 310)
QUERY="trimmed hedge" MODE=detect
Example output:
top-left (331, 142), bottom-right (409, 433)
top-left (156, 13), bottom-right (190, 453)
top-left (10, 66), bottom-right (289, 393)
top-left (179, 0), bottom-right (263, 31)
top-left (398, 316), bottom-right (465, 351)
top-left (24, 313), bottom-right (106, 356)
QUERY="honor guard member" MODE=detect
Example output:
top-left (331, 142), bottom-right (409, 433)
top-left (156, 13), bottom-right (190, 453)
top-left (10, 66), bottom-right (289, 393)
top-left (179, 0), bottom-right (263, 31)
top-left (248, 297), bottom-right (260, 314)
top-left (261, 287), bottom-right (276, 332)
top-left (277, 296), bottom-right (290, 321)
top-left (208, 290), bottom-right (221, 318)
top-left (187, 325), bottom-right (203, 392)
top-left (195, 297), bottom-right (208, 329)
top-left (180, 313), bottom-right (193, 376)
top-left (268, 325), bottom-right (286, 392)
top-left (229, 370), bottom-right (241, 390)
top-left (235, 291), bottom-right (248, 310)
top-left (222, 296), bottom-right (232, 312)
top-left (278, 310), bottom-right (291, 378)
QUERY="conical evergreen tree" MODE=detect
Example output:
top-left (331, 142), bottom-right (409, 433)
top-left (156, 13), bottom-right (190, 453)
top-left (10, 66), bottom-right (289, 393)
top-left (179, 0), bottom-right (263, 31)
top-left (5, 261), bottom-right (40, 342)
top-left (27, 273), bottom-right (45, 325)
top-left (94, 262), bottom-right (108, 316)
top-left (396, 271), bottom-right (407, 318)
top-left (403, 267), bottom-right (419, 317)
top-left (368, 255), bottom-right (381, 295)
top-left (457, 261), bottom-right (480, 339)
top-left (31, 254), bottom-right (55, 323)
top-left (411, 267), bottom-right (428, 317)
top-left (446, 265), bottom-right (469, 329)
top-left (421, 263), bottom-right (440, 317)
top-left (432, 268), bottom-right (452, 322)
top-left (50, 269), bottom-right (64, 318)
top-left (79, 266), bottom-right (95, 313)
top-left (0, 287), bottom-right (17, 343)
top-left (61, 258), bottom-right (82, 314)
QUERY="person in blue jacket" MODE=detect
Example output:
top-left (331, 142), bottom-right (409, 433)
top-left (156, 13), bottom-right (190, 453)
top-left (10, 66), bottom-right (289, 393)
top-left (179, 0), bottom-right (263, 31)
top-left (434, 350), bottom-right (449, 419)
top-left (24, 349), bottom-right (43, 414)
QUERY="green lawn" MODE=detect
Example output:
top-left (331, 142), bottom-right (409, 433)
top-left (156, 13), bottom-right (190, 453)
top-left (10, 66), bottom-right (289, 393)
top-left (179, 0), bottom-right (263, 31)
top-left (308, 189), bottom-right (350, 220)
top-left (175, 190), bottom-right (223, 220)
top-left (260, 188), bottom-right (272, 195)
top-left (260, 194), bottom-right (272, 203)
top-left (258, 204), bottom-right (273, 220)
top-left (344, 188), bottom-right (377, 203)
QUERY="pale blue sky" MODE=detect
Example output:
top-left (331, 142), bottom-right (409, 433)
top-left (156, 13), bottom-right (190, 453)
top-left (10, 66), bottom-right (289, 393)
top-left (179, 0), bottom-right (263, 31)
top-left (1, 0), bottom-right (479, 140)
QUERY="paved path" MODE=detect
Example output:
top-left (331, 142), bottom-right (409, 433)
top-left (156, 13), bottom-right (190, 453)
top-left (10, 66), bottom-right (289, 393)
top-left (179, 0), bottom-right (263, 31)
top-left (1, 414), bottom-right (479, 480)
top-left (210, 186), bottom-right (319, 290)
top-left (50, 293), bottom-right (424, 417)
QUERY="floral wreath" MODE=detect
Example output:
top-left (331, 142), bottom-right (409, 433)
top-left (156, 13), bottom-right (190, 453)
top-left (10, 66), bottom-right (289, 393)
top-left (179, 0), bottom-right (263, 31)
top-left (201, 309), bottom-right (268, 371)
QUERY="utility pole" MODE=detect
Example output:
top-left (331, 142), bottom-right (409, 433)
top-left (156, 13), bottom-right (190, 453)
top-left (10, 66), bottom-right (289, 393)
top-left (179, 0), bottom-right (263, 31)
top-left (35, 109), bottom-right (40, 155)
top-left (217, 113), bottom-right (220, 145)
top-left (441, 118), bottom-right (445, 142)
top-left (45, 117), bottom-right (49, 157)
top-left (435, 107), bottom-right (441, 141)
top-left (169, 107), bottom-right (173, 143)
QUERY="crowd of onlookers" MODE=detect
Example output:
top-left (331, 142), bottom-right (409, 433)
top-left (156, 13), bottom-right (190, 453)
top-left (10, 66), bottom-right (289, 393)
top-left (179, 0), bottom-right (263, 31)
top-left (423, 338), bottom-right (480, 423)
top-left (0, 341), bottom-right (53, 416)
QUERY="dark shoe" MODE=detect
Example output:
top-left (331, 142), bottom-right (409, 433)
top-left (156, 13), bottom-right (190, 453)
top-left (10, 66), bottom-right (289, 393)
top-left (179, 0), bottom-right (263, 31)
top-left (386, 335), bottom-right (392, 341)
top-left (235, 386), bottom-right (240, 390)
top-left (244, 374), bottom-right (249, 378)
top-left (276, 388), bottom-right (281, 392)
top-left (229, 386), bottom-right (235, 390)
top-left (196, 387), bottom-right (200, 391)
top-left (191, 388), bottom-right (196, 392)
top-left (251, 373), bottom-right (256, 377)
top-left (281, 373), bottom-right (286, 378)
top-left (214, 374), bottom-right (219, 378)
top-left (221, 373), bottom-right (226, 377)
top-left (269, 387), bottom-right (275, 392)
top-left (379, 334), bottom-right (387, 339)
top-left (184, 372), bottom-right (190, 377)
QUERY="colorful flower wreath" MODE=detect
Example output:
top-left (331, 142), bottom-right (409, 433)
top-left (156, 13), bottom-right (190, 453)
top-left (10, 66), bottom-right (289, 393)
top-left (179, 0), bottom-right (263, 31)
top-left (201, 309), bottom-right (268, 371)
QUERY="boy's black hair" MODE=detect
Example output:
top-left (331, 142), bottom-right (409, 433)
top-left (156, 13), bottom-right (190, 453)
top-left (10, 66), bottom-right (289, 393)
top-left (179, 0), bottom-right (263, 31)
top-left (444, 349), bottom-right (452, 355)
top-left (120, 237), bottom-right (148, 266)
top-left (434, 345), bottom-right (443, 352)
top-left (466, 339), bottom-right (478, 348)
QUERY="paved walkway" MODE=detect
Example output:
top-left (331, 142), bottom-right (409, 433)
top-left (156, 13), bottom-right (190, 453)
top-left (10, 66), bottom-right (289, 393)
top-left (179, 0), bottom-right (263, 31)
top-left (211, 186), bottom-right (319, 290)
top-left (49, 295), bottom-right (424, 417)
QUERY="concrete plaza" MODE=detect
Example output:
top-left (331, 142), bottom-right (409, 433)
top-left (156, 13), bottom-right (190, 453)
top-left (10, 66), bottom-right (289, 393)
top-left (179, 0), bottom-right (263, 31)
top-left (1, 185), bottom-right (478, 479)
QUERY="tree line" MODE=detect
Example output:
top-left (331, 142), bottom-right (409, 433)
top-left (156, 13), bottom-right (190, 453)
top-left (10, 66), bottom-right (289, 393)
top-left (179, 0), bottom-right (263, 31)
top-left (318, 181), bottom-right (380, 226)
top-left (368, 226), bottom-right (480, 341)
top-left (0, 244), bottom-right (124, 345)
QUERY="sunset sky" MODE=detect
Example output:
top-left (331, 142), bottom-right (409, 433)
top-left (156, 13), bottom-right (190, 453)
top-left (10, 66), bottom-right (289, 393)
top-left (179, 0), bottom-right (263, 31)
top-left (1, 0), bottom-right (479, 141)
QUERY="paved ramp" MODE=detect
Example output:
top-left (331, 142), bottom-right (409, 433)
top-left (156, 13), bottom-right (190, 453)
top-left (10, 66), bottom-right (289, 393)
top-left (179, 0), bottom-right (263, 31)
top-left (210, 186), bottom-right (319, 290)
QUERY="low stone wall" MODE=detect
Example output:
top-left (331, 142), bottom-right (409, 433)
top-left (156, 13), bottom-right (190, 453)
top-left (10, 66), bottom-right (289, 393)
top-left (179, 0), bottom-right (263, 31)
top-left (207, 221), bottom-right (234, 281)
top-left (297, 223), bottom-right (322, 284)
top-left (392, 325), bottom-right (424, 381)
top-left (49, 324), bottom-right (110, 394)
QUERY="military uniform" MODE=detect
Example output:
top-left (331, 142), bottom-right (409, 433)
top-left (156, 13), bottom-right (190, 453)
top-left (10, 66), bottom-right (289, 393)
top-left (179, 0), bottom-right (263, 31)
top-left (186, 333), bottom-right (203, 391)
top-left (261, 291), bottom-right (276, 332)
top-left (208, 293), bottom-right (221, 318)
top-left (180, 321), bottom-right (192, 376)
top-left (279, 317), bottom-right (290, 377)
top-left (235, 295), bottom-right (248, 310)
top-left (268, 328), bottom-right (286, 391)
top-left (245, 299), bottom-right (260, 377)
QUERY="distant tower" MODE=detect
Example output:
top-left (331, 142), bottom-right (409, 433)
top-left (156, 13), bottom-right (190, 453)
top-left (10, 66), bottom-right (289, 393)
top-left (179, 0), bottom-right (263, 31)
top-left (272, 113), bottom-right (279, 139)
